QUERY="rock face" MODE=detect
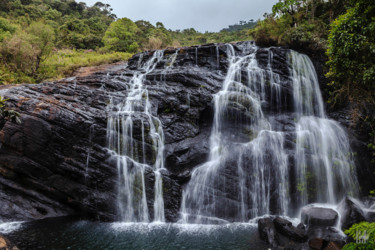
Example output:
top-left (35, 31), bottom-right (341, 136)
top-left (0, 41), bottom-right (373, 223)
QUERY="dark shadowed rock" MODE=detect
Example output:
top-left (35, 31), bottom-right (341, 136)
top-left (337, 197), bottom-right (366, 230)
top-left (309, 238), bottom-right (324, 250)
top-left (0, 234), bottom-right (18, 250)
top-left (273, 216), bottom-right (307, 242)
top-left (301, 206), bottom-right (339, 228)
top-left (258, 217), bottom-right (277, 247)
top-left (307, 227), bottom-right (347, 249)
top-left (258, 216), bottom-right (308, 249)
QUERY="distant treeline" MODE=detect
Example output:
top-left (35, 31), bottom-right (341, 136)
top-left (221, 20), bottom-right (257, 32)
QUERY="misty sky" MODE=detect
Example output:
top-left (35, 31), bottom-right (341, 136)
top-left (82, 0), bottom-right (278, 32)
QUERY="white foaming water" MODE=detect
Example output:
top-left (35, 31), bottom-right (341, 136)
top-left (180, 45), bottom-right (359, 223)
top-left (0, 222), bottom-right (23, 234)
top-left (84, 125), bottom-right (95, 181)
top-left (110, 221), bottom-right (257, 235)
top-left (107, 51), bottom-right (166, 222)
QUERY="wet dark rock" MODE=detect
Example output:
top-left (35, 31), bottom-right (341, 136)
top-left (0, 234), bottom-right (18, 250)
top-left (337, 197), bottom-right (366, 230)
top-left (309, 238), bottom-right (324, 250)
top-left (258, 217), bottom-right (278, 247)
top-left (0, 43), bottom-right (255, 222)
top-left (366, 211), bottom-right (375, 222)
top-left (306, 227), bottom-right (347, 249)
top-left (0, 41), bottom-right (373, 224)
top-left (301, 206), bottom-right (339, 228)
top-left (273, 216), bottom-right (307, 242)
top-left (258, 216), bottom-right (348, 250)
top-left (258, 216), bottom-right (308, 249)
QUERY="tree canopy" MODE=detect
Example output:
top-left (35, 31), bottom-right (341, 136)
top-left (103, 17), bottom-right (139, 52)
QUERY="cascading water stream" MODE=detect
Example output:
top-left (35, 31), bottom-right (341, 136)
top-left (107, 51), bottom-right (166, 222)
top-left (290, 51), bottom-right (359, 208)
top-left (180, 44), bottom-right (359, 223)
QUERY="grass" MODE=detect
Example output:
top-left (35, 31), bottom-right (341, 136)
top-left (38, 49), bottom-right (133, 82)
top-left (0, 49), bottom-right (133, 85)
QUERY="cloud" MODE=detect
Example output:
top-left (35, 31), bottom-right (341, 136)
top-left (82, 0), bottom-right (277, 32)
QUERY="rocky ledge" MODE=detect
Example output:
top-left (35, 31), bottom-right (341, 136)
top-left (0, 41), bottom-right (374, 223)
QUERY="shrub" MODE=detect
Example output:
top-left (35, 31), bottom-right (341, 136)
top-left (343, 222), bottom-right (375, 249)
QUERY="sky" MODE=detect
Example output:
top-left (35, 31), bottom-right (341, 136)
top-left (82, 0), bottom-right (278, 32)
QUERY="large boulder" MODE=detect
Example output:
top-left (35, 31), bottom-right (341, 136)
top-left (301, 205), bottom-right (339, 228)
top-left (258, 216), bottom-right (308, 249)
top-left (337, 197), bottom-right (366, 230)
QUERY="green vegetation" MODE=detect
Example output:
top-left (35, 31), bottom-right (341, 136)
top-left (0, 0), bottom-right (118, 84)
top-left (103, 18), bottom-right (139, 53)
top-left (343, 222), bottom-right (375, 249)
top-left (38, 49), bottom-right (132, 82)
top-left (0, 96), bottom-right (20, 123)
top-left (250, 0), bottom-right (344, 53)
top-left (326, 0), bottom-right (375, 106)
top-left (325, 0), bottom-right (375, 167)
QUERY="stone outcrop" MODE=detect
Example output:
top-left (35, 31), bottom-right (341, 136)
top-left (338, 197), bottom-right (366, 231)
top-left (0, 41), bottom-right (373, 223)
top-left (258, 215), bottom-right (347, 249)
top-left (301, 206), bottom-right (339, 228)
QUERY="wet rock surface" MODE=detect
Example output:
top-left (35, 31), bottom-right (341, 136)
top-left (0, 234), bottom-right (18, 250)
top-left (301, 206), bottom-right (339, 228)
top-left (338, 197), bottom-right (366, 231)
top-left (258, 215), bottom-right (347, 249)
top-left (0, 41), bottom-right (373, 223)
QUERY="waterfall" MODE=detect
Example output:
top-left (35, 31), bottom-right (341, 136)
top-left (291, 51), bottom-right (359, 209)
top-left (180, 45), bottom-right (358, 223)
top-left (107, 51), bottom-right (166, 222)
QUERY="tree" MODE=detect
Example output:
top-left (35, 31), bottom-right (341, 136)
top-left (326, 0), bottom-right (375, 168)
top-left (272, 0), bottom-right (304, 26)
top-left (326, 0), bottom-right (375, 104)
top-left (103, 17), bottom-right (139, 52)
top-left (27, 21), bottom-right (55, 72)
top-left (0, 21), bottom-right (55, 76)
top-left (0, 18), bottom-right (16, 42)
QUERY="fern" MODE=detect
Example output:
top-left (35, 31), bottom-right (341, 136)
top-left (343, 222), bottom-right (375, 250)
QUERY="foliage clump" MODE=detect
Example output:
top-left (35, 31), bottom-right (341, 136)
top-left (343, 222), bottom-right (375, 249)
top-left (325, 0), bottom-right (375, 168)
top-left (0, 96), bottom-right (21, 124)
